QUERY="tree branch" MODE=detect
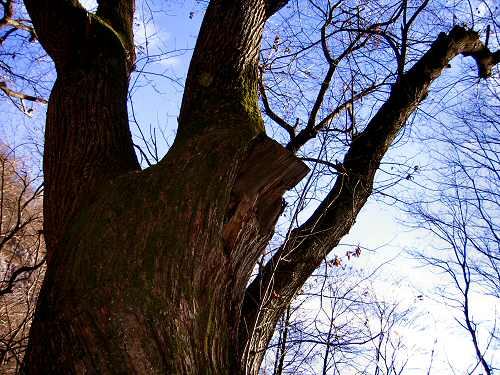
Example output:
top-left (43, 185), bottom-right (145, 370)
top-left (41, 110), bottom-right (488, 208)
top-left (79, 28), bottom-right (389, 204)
top-left (25, 0), bottom-right (141, 251)
top-left (265, 0), bottom-right (289, 16)
top-left (22, 0), bottom-right (88, 66)
top-left (240, 25), bottom-right (500, 372)
top-left (23, 0), bottom-right (136, 71)
top-left (284, 9), bottom-right (400, 153)
top-left (0, 0), bottom-right (14, 28)
top-left (1, 0), bottom-right (36, 44)
top-left (258, 71), bottom-right (295, 140)
top-left (0, 257), bottom-right (46, 297)
top-left (96, 0), bottom-right (135, 64)
top-left (0, 81), bottom-right (47, 104)
top-left (178, 0), bottom-right (271, 137)
top-left (287, 82), bottom-right (384, 152)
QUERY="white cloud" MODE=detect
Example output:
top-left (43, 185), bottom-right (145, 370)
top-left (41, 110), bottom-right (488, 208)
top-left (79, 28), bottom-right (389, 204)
top-left (79, 0), bottom-right (97, 11)
top-left (156, 56), bottom-right (180, 68)
top-left (134, 19), bottom-right (172, 52)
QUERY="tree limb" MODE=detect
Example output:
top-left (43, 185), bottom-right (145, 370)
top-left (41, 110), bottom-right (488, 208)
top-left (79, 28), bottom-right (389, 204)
top-left (0, 256), bottom-right (46, 297)
top-left (265, 0), bottom-right (289, 16)
top-left (0, 81), bottom-right (47, 104)
top-left (284, 9), bottom-right (400, 153)
top-left (22, 0), bottom-right (88, 66)
top-left (96, 0), bottom-right (136, 64)
top-left (240, 25), bottom-right (500, 373)
top-left (178, 0), bottom-right (271, 137)
top-left (24, 0), bottom-right (141, 252)
top-left (1, 0), bottom-right (36, 44)
top-left (23, 0), bottom-right (136, 70)
top-left (0, 0), bottom-right (14, 28)
top-left (287, 82), bottom-right (383, 152)
top-left (258, 71), bottom-right (295, 140)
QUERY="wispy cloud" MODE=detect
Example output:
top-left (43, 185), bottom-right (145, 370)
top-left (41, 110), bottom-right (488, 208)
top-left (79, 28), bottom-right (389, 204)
top-left (134, 21), bottom-right (170, 50)
top-left (79, 0), bottom-right (97, 11)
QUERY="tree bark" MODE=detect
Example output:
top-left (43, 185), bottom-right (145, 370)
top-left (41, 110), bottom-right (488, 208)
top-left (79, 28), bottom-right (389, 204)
top-left (20, 0), bottom-right (499, 374)
top-left (22, 0), bottom-right (308, 373)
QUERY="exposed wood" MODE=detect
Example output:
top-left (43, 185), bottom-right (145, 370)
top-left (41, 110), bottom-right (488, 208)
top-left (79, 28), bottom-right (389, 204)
top-left (223, 134), bottom-right (308, 289)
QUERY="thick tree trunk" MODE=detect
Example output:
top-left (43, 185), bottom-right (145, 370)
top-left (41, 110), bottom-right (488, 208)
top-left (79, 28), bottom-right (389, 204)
top-left (25, 134), bottom-right (306, 374)
top-left (22, 0), bottom-right (306, 374)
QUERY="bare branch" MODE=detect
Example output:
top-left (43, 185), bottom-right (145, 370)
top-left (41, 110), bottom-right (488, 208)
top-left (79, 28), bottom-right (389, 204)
top-left (258, 70), bottom-right (295, 140)
top-left (0, 81), bottom-right (47, 104)
top-left (287, 82), bottom-right (384, 152)
top-left (0, 257), bottom-right (46, 297)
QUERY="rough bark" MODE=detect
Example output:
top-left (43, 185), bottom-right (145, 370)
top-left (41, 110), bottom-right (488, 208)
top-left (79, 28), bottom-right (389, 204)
top-left (23, 0), bottom-right (140, 255)
top-left (22, 0), bottom-right (307, 374)
top-left (20, 0), bottom-right (499, 374)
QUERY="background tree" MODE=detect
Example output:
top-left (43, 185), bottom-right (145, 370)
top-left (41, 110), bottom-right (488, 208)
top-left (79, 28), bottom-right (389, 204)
top-left (261, 259), bottom-right (422, 375)
top-left (406, 85), bottom-right (500, 374)
top-left (11, 0), bottom-right (500, 373)
top-left (0, 145), bottom-right (45, 374)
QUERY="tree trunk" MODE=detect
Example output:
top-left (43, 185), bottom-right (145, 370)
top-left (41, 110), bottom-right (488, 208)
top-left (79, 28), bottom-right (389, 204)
top-left (22, 0), bottom-right (306, 373)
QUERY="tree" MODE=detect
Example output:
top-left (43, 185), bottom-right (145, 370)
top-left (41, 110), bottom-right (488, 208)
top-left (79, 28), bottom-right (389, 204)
top-left (19, 0), bottom-right (499, 373)
top-left (260, 263), bottom-right (421, 375)
top-left (406, 85), bottom-right (500, 374)
top-left (0, 145), bottom-right (45, 373)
